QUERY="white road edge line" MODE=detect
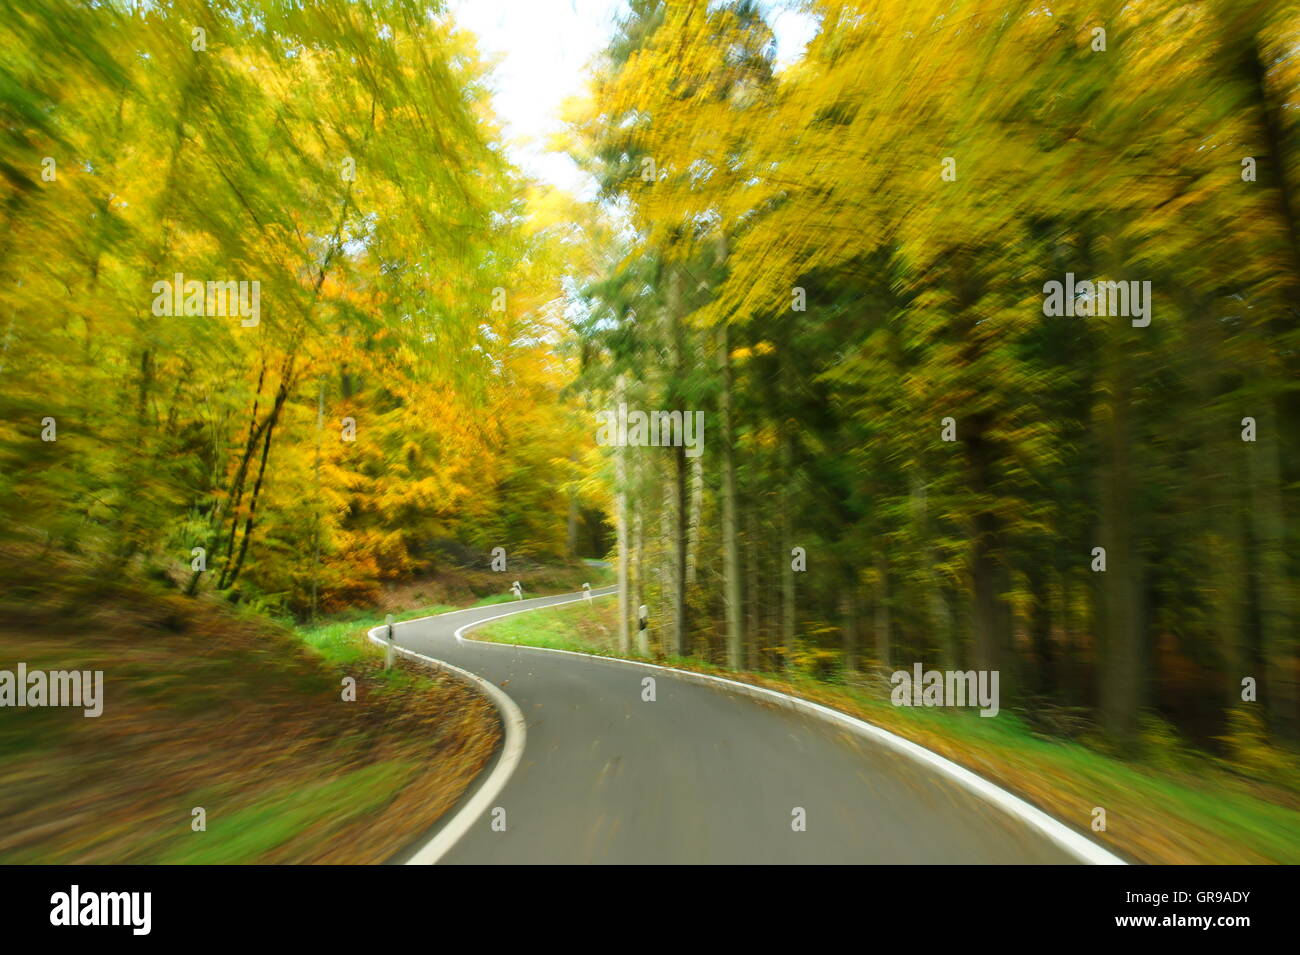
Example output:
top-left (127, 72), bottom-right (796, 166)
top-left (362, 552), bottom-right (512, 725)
top-left (365, 590), bottom-right (618, 864)
top-left (380, 586), bottom-right (1125, 866)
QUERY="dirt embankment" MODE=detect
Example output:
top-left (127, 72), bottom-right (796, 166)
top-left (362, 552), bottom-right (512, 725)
top-left (0, 550), bottom-right (500, 864)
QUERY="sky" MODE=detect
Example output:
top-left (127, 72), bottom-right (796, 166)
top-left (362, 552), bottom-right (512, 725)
top-left (448, 0), bottom-right (818, 197)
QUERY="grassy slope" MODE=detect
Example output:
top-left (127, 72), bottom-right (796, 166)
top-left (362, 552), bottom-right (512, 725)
top-left (474, 597), bottom-right (1300, 865)
top-left (0, 551), bottom-right (501, 864)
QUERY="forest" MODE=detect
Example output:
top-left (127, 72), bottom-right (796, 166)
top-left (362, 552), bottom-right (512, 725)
top-left (0, 0), bottom-right (608, 618)
top-left (567, 0), bottom-right (1300, 766)
top-left (1, 0), bottom-right (1298, 779)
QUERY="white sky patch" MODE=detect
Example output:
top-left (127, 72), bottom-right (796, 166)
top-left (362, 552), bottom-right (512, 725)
top-left (449, 0), bottom-right (818, 194)
top-left (770, 4), bottom-right (818, 71)
top-left (449, 0), bottom-right (624, 197)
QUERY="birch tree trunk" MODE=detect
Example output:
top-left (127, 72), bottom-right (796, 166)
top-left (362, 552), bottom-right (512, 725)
top-left (614, 373), bottom-right (631, 655)
top-left (665, 265), bottom-right (687, 656)
top-left (633, 502), bottom-right (647, 656)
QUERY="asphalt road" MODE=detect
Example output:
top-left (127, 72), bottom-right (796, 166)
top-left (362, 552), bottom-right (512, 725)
top-left (392, 588), bottom-right (1088, 864)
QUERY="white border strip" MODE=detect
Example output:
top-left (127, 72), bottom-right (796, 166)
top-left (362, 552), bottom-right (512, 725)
top-left (365, 623), bottom-right (523, 864)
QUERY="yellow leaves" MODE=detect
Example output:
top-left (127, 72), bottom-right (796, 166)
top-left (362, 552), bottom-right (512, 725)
top-left (729, 340), bottom-right (775, 363)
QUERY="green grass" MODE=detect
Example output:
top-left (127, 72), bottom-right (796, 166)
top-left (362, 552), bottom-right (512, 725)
top-left (471, 595), bottom-right (620, 653)
top-left (473, 592), bottom-right (524, 607)
top-left (294, 603), bottom-right (458, 668)
top-left (473, 598), bottom-right (1300, 865)
top-left (155, 762), bottom-right (417, 864)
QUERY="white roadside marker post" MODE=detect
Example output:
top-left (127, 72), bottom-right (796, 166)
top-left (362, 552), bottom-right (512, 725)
top-left (583, 582), bottom-right (592, 604)
top-left (384, 613), bottom-right (395, 670)
top-left (511, 581), bottom-right (523, 600)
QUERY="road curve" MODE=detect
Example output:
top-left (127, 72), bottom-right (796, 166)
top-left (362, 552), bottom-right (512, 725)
top-left (384, 589), bottom-right (1110, 865)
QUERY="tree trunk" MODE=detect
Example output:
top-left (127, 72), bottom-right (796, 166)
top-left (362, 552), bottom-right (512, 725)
top-left (932, 586), bottom-right (956, 669)
top-left (718, 321), bottom-right (745, 669)
top-left (1028, 561), bottom-right (1053, 696)
top-left (633, 501), bottom-right (647, 656)
top-left (1098, 326), bottom-right (1144, 747)
top-left (310, 379), bottom-right (324, 620)
top-left (223, 380), bottom-right (289, 592)
top-left (746, 500), bottom-right (760, 669)
top-left (1248, 404), bottom-right (1295, 739)
top-left (665, 265), bottom-right (688, 656)
top-left (685, 453), bottom-right (703, 590)
top-left (565, 472), bottom-right (580, 558)
top-left (873, 554), bottom-right (891, 671)
top-left (660, 474), bottom-right (675, 655)
top-left (780, 434), bottom-right (796, 666)
top-left (614, 374), bottom-right (632, 655)
top-left (840, 585), bottom-right (859, 676)
top-left (1056, 572), bottom-right (1077, 706)
top-left (964, 411), bottom-right (1002, 674)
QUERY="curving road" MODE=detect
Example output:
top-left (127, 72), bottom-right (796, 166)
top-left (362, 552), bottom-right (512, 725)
top-left (385, 588), bottom-right (1113, 865)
